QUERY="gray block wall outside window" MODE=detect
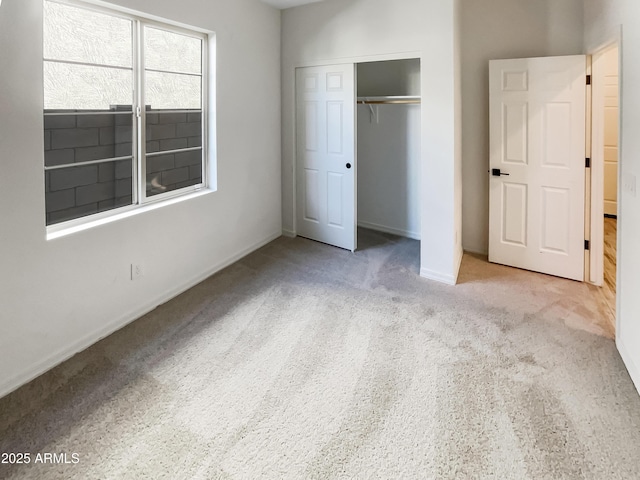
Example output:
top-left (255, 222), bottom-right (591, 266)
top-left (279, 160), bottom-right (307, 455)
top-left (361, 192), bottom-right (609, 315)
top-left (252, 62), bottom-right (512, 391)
top-left (44, 105), bottom-right (203, 225)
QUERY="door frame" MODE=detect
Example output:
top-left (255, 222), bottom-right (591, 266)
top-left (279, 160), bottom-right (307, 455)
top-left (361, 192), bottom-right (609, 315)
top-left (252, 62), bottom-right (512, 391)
top-left (587, 32), bottom-right (622, 313)
top-left (587, 28), bottom-right (639, 395)
top-left (289, 51), bottom-right (422, 244)
top-left (589, 40), bottom-right (621, 288)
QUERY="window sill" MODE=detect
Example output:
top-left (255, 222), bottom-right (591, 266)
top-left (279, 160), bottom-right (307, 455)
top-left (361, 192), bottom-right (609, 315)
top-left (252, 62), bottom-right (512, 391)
top-left (46, 188), bottom-right (214, 241)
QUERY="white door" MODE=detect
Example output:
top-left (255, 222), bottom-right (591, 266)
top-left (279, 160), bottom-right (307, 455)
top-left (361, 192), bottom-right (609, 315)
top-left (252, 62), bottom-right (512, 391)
top-left (489, 55), bottom-right (586, 281)
top-left (296, 64), bottom-right (356, 251)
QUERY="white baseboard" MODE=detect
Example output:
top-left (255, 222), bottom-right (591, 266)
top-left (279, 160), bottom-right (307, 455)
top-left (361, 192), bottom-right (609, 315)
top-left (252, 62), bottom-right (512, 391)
top-left (282, 229), bottom-right (296, 238)
top-left (420, 267), bottom-right (457, 286)
top-left (463, 245), bottom-right (488, 256)
top-left (419, 246), bottom-right (463, 286)
top-left (357, 221), bottom-right (420, 240)
top-left (617, 335), bottom-right (640, 397)
top-left (453, 246), bottom-right (463, 284)
top-left (0, 231), bottom-right (281, 399)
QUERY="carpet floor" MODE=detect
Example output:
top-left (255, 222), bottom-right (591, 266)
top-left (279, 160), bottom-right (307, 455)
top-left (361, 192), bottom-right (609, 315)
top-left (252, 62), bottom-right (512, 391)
top-left (1, 229), bottom-right (639, 479)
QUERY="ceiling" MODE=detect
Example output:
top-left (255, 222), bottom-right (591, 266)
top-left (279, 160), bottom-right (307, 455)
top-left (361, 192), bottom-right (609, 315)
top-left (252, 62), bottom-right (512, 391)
top-left (260, 0), bottom-right (324, 9)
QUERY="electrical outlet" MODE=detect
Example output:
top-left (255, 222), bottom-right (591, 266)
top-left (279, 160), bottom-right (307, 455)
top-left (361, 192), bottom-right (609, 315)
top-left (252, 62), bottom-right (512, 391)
top-left (622, 172), bottom-right (637, 197)
top-left (131, 263), bottom-right (143, 281)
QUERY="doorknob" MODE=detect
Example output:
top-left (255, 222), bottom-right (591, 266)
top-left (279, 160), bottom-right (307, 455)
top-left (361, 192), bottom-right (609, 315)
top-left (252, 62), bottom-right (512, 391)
top-left (491, 168), bottom-right (509, 177)
top-left (346, 163), bottom-right (352, 169)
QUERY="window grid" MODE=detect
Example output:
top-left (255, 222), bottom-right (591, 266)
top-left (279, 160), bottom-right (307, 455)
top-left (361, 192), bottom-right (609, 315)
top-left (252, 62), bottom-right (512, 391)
top-left (44, 0), bottom-right (207, 227)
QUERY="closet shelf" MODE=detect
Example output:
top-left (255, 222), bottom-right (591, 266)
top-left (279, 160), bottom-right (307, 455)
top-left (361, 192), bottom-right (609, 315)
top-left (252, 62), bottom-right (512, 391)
top-left (356, 95), bottom-right (421, 105)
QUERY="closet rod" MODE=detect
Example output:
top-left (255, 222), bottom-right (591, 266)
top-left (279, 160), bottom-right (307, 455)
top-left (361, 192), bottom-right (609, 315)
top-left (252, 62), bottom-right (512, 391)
top-left (356, 95), bottom-right (421, 105)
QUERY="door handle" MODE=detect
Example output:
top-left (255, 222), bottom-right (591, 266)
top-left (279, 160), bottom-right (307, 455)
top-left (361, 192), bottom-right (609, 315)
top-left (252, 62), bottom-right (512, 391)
top-left (346, 163), bottom-right (352, 169)
top-left (491, 168), bottom-right (510, 177)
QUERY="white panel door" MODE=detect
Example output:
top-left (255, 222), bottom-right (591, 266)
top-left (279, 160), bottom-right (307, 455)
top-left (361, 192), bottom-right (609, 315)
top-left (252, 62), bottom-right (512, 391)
top-left (489, 56), bottom-right (586, 281)
top-left (296, 65), bottom-right (356, 251)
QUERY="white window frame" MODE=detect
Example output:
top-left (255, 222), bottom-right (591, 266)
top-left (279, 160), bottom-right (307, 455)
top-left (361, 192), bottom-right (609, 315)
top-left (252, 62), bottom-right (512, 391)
top-left (44, 0), bottom-right (210, 233)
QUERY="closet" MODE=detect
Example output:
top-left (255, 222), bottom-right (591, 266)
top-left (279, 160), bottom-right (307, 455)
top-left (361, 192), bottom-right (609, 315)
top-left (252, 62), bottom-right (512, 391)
top-left (294, 58), bottom-right (421, 251)
top-left (356, 59), bottom-right (421, 240)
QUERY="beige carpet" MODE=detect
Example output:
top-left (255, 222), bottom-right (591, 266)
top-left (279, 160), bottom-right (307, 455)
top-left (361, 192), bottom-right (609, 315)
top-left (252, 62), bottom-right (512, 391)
top-left (1, 229), bottom-right (639, 479)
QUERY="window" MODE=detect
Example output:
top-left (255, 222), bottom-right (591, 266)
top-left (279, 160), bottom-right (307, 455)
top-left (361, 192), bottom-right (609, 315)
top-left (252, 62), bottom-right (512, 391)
top-left (43, 0), bottom-right (208, 226)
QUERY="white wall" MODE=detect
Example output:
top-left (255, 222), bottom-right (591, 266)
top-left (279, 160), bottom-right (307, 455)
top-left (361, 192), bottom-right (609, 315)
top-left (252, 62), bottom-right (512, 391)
top-left (357, 105), bottom-right (421, 239)
top-left (357, 59), bottom-right (421, 97)
top-left (454, 0), bottom-right (462, 264)
top-left (584, 0), bottom-right (640, 393)
top-left (356, 60), bottom-right (421, 240)
top-left (281, 0), bottom-right (462, 284)
top-left (459, 0), bottom-right (584, 254)
top-left (0, 0), bottom-right (281, 397)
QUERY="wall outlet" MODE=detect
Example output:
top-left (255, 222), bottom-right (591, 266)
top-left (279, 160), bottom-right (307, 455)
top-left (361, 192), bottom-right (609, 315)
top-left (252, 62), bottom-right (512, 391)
top-left (622, 172), bottom-right (637, 197)
top-left (131, 263), bottom-right (144, 281)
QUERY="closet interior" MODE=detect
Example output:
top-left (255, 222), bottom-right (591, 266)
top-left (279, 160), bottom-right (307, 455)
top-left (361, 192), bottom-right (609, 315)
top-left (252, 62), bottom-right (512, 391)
top-left (356, 59), bottom-right (422, 241)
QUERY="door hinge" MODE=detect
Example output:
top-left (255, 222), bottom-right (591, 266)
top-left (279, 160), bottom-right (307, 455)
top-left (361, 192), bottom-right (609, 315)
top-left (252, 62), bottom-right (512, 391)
top-left (586, 75), bottom-right (592, 85)
top-left (585, 240), bottom-right (590, 251)
top-left (586, 157), bottom-right (591, 168)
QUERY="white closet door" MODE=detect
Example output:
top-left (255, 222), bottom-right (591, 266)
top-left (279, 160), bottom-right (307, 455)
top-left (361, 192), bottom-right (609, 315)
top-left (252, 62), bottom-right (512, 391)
top-left (489, 55), bottom-right (586, 281)
top-left (295, 64), bottom-right (356, 251)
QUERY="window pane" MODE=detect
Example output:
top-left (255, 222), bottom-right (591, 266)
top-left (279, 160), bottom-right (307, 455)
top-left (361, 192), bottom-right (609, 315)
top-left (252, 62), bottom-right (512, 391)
top-left (145, 71), bottom-right (201, 110)
top-left (44, 1), bottom-right (132, 68)
top-left (43, 2), bottom-right (209, 225)
top-left (146, 111), bottom-right (202, 154)
top-left (44, 62), bottom-right (133, 110)
top-left (45, 160), bottom-right (133, 225)
top-left (44, 113), bottom-right (133, 167)
top-left (146, 150), bottom-right (202, 197)
top-left (145, 27), bottom-right (201, 75)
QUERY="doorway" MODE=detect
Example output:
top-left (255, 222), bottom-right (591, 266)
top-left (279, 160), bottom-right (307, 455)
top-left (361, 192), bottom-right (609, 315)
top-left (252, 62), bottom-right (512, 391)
top-left (590, 43), bottom-right (620, 332)
top-left (487, 55), bottom-right (587, 281)
top-left (294, 58), bottom-right (422, 252)
top-left (356, 59), bottom-right (421, 241)
top-left (486, 51), bottom-right (620, 328)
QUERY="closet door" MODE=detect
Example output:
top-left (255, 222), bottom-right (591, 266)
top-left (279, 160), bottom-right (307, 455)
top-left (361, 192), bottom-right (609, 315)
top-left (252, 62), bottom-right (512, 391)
top-left (295, 64), bottom-right (356, 251)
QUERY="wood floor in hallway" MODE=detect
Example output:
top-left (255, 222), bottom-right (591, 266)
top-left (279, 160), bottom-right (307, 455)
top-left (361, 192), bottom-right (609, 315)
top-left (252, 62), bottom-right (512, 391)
top-left (600, 217), bottom-right (617, 333)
